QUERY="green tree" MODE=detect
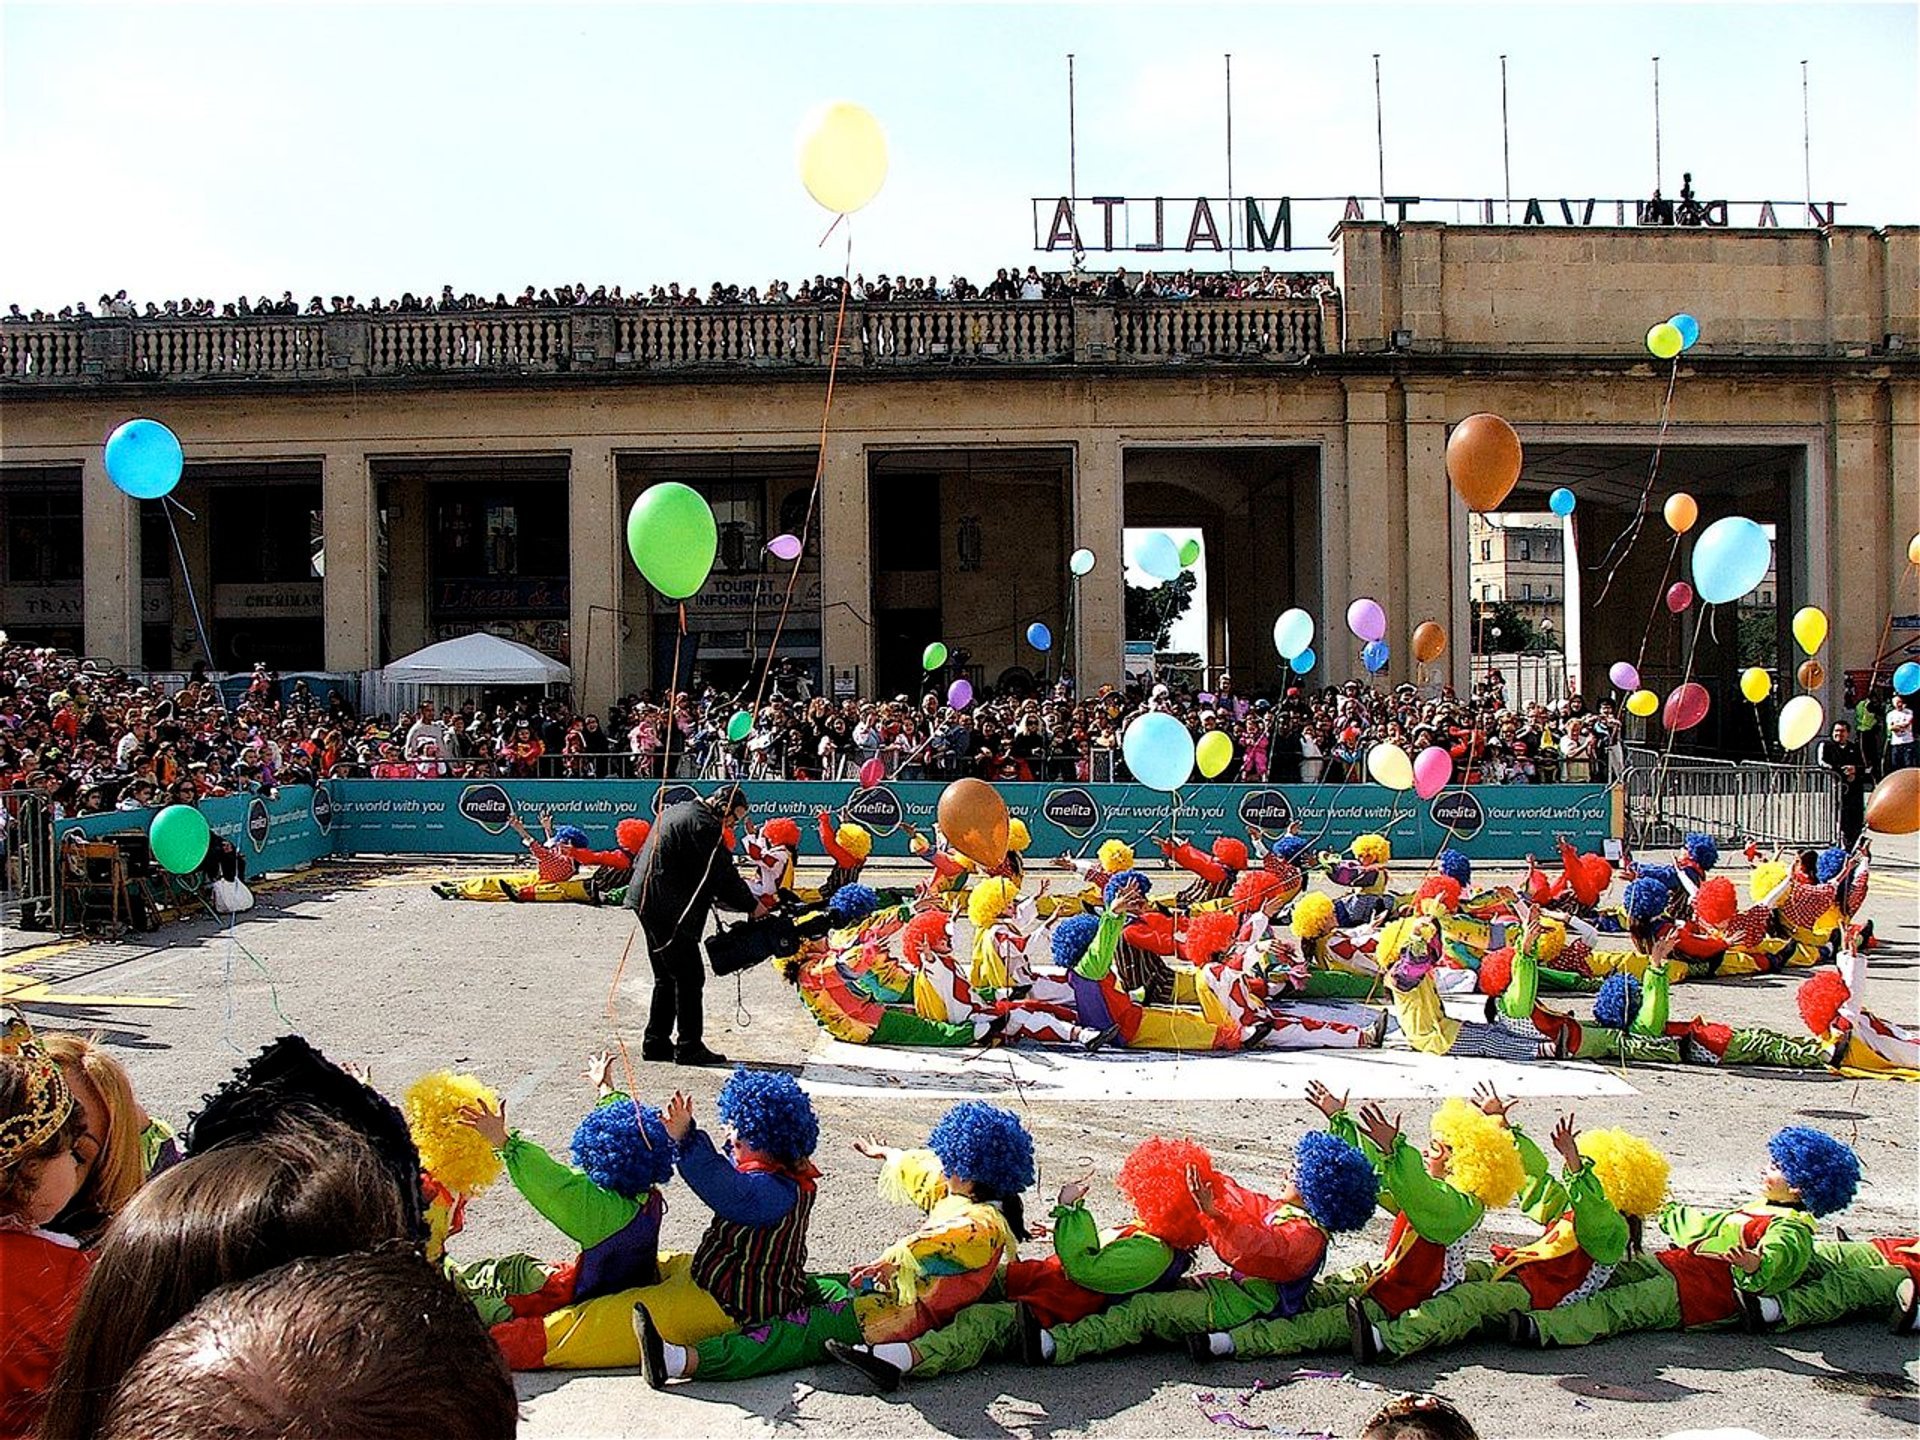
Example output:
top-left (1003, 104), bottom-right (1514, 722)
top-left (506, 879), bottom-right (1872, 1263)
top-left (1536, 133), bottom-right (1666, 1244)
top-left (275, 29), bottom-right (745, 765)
top-left (1469, 599), bottom-right (1539, 653)
top-left (1736, 609), bottom-right (1776, 669)
top-left (1126, 572), bottom-right (1197, 649)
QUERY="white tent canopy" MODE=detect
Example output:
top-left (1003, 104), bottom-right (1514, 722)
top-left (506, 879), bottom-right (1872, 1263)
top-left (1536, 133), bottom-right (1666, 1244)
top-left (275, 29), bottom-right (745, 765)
top-left (380, 632), bottom-right (571, 686)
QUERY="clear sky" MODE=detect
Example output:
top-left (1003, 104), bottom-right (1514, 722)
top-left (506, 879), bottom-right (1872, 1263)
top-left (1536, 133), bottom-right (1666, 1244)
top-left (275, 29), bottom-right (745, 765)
top-left (3, 2), bottom-right (1915, 307)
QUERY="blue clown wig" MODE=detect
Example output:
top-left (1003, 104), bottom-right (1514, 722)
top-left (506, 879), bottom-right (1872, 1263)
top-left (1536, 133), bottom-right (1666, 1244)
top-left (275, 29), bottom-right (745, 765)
top-left (1636, 864), bottom-right (1685, 898)
top-left (552, 825), bottom-right (591, 848)
top-left (1682, 833), bottom-right (1719, 871)
top-left (1437, 848), bottom-right (1473, 886)
top-left (571, 1097), bottom-right (676, 1196)
top-left (1815, 845), bottom-right (1849, 884)
top-left (927, 1101), bottom-right (1035, 1199)
top-left (1623, 877), bottom-right (1674, 925)
top-left (1103, 870), bottom-right (1151, 907)
top-left (1593, 971), bottom-right (1644, 1031)
top-left (1294, 1131), bottom-right (1379, 1233)
top-left (1272, 835), bottom-right (1314, 865)
top-left (1051, 912), bottom-right (1101, 967)
top-left (1767, 1126), bottom-right (1861, 1217)
top-left (826, 884), bottom-right (882, 927)
top-left (716, 1067), bottom-right (819, 1167)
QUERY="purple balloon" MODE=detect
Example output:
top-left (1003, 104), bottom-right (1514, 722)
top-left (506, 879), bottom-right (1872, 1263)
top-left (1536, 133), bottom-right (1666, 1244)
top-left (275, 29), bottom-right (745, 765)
top-left (1346, 597), bottom-right (1387, 643)
top-left (766, 533), bottom-right (804, 562)
top-left (1609, 661), bottom-right (1640, 691)
top-left (947, 678), bottom-right (973, 710)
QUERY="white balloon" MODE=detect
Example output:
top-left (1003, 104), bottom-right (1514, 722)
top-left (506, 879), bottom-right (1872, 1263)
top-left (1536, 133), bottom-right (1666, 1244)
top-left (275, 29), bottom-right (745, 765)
top-left (1272, 607), bottom-right (1315, 660)
top-left (1134, 532), bottom-right (1183, 582)
top-left (1777, 694), bottom-right (1824, 751)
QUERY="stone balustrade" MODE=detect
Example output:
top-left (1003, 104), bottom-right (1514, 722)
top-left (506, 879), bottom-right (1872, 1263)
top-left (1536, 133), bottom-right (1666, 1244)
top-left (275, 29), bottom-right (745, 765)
top-left (0, 295), bottom-right (1336, 385)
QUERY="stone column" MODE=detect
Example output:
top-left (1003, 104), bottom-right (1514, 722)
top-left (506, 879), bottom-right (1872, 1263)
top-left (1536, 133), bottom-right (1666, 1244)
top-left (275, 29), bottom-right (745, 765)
top-left (81, 452), bottom-right (140, 664)
top-left (1340, 379), bottom-right (1400, 686)
top-left (385, 472), bottom-right (429, 660)
top-left (1403, 387), bottom-right (1460, 691)
top-left (320, 449), bottom-right (378, 673)
top-left (1073, 434), bottom-right (1125, 689)
top-left (1830, 383), bottom-right (1890, 712)
top-left (568, 442), bottom-right (622, 717)
top-left (819, 435), bottom-right (874, 690)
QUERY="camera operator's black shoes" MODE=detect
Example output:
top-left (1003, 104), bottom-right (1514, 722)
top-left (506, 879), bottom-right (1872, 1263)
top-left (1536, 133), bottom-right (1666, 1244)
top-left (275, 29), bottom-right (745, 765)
top-left (675, 1045), bottom-right (730, 1067)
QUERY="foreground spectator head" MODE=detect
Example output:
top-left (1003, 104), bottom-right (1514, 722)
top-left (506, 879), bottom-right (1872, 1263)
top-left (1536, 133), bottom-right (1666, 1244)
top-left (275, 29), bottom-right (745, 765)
top-left (97, 1247), bottom-right (517, 1440)
top-left (1361, 1393), bottom-right (1479, 1440)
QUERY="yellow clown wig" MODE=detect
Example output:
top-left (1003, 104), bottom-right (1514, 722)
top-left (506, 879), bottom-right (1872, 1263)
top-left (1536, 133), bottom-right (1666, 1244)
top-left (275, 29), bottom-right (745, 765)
top-left (1750, 860), bottom-right (1789, 905)
top-left (404, 1070), bottom-right (504, 1197)
top-left (1006, 819), bottom-right (1031, 853)
top-left (1375, 915), bottom-right (1436, 970)
top-left (1575, 1128), bottom-right (1670, 1218)
top-left (836, 823), bottom-right (873, 861)
top-left (967, 876), bottom-right (1022, 930)
top-left (1291, 891), bottom-right (1336, 941)
top-left (1429, 1098), bottom-right (1524, 1210)
top-left (1097, 839), bottom-right (1136, 875)
top-left (1352, 833), bottom-right (1392, 866)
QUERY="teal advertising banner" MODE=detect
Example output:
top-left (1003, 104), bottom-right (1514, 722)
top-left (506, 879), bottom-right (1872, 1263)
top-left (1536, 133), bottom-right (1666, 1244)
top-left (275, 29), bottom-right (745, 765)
top-left (55, 785), bottom-right (336, 875)
top-left (328, 779), bottom-right (1620, 862)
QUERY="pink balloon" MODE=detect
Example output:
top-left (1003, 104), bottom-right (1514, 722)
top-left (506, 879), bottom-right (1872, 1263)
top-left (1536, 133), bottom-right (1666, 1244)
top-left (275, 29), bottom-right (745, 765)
top-left (1665, 581), bottom-right (1694, 614)
top-left (1346, 597), bottom-right (1387, 643)
top-left (766, 533), bottom-right (804, 561)
top-left (858, 757), bottom-right (886, 788)
top-left (1608, 661), bottom-right (1640, 691)
top-left (1663, 681), bottom-right (1711, 732)
top-left (947, 679), bottom-right (974, 710)
top-left (1413, 745), bottom-right (1453, 800)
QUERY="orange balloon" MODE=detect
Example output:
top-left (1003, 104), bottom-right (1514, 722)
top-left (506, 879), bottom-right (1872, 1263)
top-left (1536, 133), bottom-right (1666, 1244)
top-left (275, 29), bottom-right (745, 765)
top-left (1412, 621), bottom-right (1448, 664)
top-left (1909, 532), bottom-right (1920, 566)
top-left (937, 777), bottom-right (1009, 868)
top-left (1663, 493), bottom-right (1699, 534)
top-left (1445, 414), bottom-right (1524, 512)
top-left (1866, 767), bottom-right (1920, 836)
top-left (1797, 659), bottom-right (1826, 690)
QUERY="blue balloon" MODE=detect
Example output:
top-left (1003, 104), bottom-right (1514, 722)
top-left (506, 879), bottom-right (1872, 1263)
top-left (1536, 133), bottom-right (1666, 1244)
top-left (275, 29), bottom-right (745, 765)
top-left (1895, 661), bottom-right (1920, 697)
top-left (1670, 313), bottom-right (1701, 350)
top-left (1361, 639), bottom-right (1390, 673)
top-left (1135, 531), bottom-right (1182, 582)
top-left (1290, 647), bottom-right (1317, 676)
top-left (1548, 487), bottom-right (1577, 517)
top-left (103, 418), bottom-right (183, 500)
top-left (1025, 621), bottom-right (1052, 652)
top-left (1121, 711), bottom-right (1196, 793)
top-left (1691, 515), bottom-right (1772, 605)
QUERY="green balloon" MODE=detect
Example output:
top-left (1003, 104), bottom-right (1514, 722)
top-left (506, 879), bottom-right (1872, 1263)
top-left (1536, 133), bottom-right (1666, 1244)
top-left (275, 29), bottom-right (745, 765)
top-left (922, 641), bottom-right (948, 671)
top-left (726, 709), bottom-right (753, 742)
top-left (626, 483), bottom-right (718, 600)
top-left (149, 803), bottom-right (211, 875)
top-left (1178, 538), bottom-right (1201, 567)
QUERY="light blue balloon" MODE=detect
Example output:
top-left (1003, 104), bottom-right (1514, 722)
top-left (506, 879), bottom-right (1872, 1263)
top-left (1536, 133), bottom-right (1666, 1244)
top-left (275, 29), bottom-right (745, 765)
top-left (103, 418), bottom-right (183, 500)
top-left (1670, 313), bottom-right (1701, 350)
top-left (1135, 531), bottom-right (1183, 582)
top-left (1361, 639), bottom-right (1390, 673)
top-left (1895, 661), bottom-right (1920, 697)
top-left (1548, 487), bottom-right (1576, 517)
top-left (1121, 711), bottom-right (1196, 792)
top-left (1272, 607), bottom-right (1314, 660)
top-left (1025, 621), bottom-right (1052, 652)
top-left (1290, 647), bottom-right (1317, 675)
top-left (1691, 515), bottom-right (1772, 605)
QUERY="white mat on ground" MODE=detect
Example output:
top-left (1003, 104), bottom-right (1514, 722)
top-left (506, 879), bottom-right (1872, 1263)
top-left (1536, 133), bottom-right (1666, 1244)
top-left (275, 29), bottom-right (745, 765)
top-left (799, 1040), bottom-right (1638, 1102)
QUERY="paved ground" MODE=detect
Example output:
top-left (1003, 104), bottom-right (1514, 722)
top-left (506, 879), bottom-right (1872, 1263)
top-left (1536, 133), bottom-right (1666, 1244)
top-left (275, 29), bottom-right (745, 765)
top-left (7, 841), bottom-right (1918, 1440)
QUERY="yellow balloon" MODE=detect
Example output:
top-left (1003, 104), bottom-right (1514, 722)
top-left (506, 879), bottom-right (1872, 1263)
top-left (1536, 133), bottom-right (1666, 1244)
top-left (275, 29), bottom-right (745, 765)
top-left (1778, 694), bottom-right (1824, 751)
top-left (1909, 532), bottom-right (1920, 566)
top-left (796, 101), bottom-right (889, 214)
top-left (1366, 742), bottom-right (1415, 791)
top-left (1626, 688), bottom-right (1660, 718)
top-left (1195, 730), bottom-right (1234, 779)
top-left (1646, 323), bottom-right (1683, 360)
top-left (1791, 606), bottom-right (1827, 656)
top-left (1739, 666), bottom-right (1773, 704)
top-left (1663, 493), bottom-right (1699, 534)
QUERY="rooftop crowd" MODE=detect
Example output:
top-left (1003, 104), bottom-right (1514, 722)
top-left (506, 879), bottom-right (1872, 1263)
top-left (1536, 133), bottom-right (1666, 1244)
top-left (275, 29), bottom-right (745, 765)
top-left (6, 267), bottom-right (1335, 324)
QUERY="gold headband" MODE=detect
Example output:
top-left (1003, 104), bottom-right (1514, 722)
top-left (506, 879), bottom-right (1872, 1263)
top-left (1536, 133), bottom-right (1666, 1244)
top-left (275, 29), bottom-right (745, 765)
top-left (0, 1012), bottom-right (77, 1166)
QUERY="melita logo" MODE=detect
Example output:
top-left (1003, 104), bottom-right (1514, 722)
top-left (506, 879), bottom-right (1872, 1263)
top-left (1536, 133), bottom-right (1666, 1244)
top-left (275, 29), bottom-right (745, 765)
top-left (653, 784), bottom-right (701, 815)
top-left (309, 784), bottom-right (334, 834)
top-left (1042, 787), bottom-right (1101, 838)
top-left (246, 797), bottom-right (272, 853)
top-left (458, 783), bottom-right (517, 834)
top-left (1237, 789), bottom-right (1295, 830)
top-left (845, 786), bottom-right (903, 833)
top-left (1429, 789), bottom-right (1486, 841)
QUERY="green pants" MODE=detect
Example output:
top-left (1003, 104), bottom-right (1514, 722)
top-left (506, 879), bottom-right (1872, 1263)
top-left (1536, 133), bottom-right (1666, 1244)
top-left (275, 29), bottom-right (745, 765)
top-left (1721, 1028), bottom-right (1829, 1070)
top-left (1300, 971), bottom-right (1382, 1000)
top-left (909, 1301), bottom-right (1020, 1377)
top-left (450, 1252), bottom-right (550, 1326)
top-left (1778, 1242), bottom-right (1910, 1331)
top-left (1376, 1265), bottom-right (1532, 1359)
top-left (1049, 1271), bottom-right (1369, 1365)
top-left (873, 1010), bottom-right (975, 1046)
top-left (1530, 1257), bottom-right (1685, 1347)
top-left (690, 1276), bottom-right (857, 1381)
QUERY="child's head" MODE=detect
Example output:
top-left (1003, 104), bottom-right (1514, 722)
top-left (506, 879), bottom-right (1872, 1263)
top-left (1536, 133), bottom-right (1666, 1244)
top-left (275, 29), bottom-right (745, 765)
top-left (835, 823), bottom-right (872, 861)
top-left (1352, 833), bottom-right (1392, 866)
top-left (1115, 1136), bottom-right (1213, 1249)
top-left (826, 883), bottom-right (882, 929)
top-left (761, 817), bottom-right (802, 851)
top-left (1575, 1128), bottom-right (1669, 1220)
top-left (96, 1248), bottom-right (516, 1440)
top-left (571, 1097), bottom-right (676, 1198)
top-left (1291, 1131), bottom-right (1380, 1233)
top-left (1291, 891), bottom-right (1336, 941)
top-left (1361, 1393), bottom-right (1479, 1440)
top-left (1096, 839), bottom-right (1135, 875)
top-left (715, 1067), bottom-right (818, 1169)
top-left (1211, 837), bottom-right (1249, 870)
top-left (41, 1032), bottom-right (148, 1236)
top-left (1006, 818), bottom-right (1031, 853)
top-left (1049, 913), bottom-right (1099, 969)
top-left (1426, 1099), bottom-right (1524, 1209)
top-left (927, 1101), bottom-right (1034, 1231)
top-left (0, 1050), bottom-right (86, 1229)
top-left (967, 876), bottom-right (1021, 930)
top-left (1764, 1126), bottom-right (1861, 1216)
top-left (903, 910), bottom-right (954, 968)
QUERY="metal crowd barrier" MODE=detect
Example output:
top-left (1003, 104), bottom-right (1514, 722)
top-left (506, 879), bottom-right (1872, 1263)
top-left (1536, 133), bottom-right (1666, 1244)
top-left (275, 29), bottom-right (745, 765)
top-left (1620, 746), bottom-right (1841, 850)
top-left (0, 789), bottom-right (59, 931)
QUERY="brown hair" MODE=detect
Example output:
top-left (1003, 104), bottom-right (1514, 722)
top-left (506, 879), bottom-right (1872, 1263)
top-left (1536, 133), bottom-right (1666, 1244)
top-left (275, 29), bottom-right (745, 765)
top-left (40, 1115), bottom-right (413, 1440)
top-left (0, 1054), bottom-right (85, 1218)
top-left (45, 1033), bottom-right (149, 1240)
top-left (97, 1247), bottom-right (518, 1440)
top-left (1362, 1393), bottom-right (1479, 1440)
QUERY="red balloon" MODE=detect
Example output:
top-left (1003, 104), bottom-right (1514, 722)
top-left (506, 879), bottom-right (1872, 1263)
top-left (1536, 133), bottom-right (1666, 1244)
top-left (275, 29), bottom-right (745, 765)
top-left (858, 757), bottom-right (886, 788)
top-left (1665, 582), bottom-right (1694, 614)
top-left (1663, 681), bottom-right (1710, 732)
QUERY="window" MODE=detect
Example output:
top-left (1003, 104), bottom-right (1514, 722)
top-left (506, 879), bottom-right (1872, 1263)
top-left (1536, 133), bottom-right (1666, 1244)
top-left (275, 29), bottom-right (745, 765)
top-left (1522, 583), bottom-right (1534, 600)
top-left (1544, 583), bottom-right (1554, 599)
top-left (212, 486), bottom-right (324, 583)
top-left (3, 489), bottom-right (84, 584)
top-left (1543, 538), bottom-right (1556, 560)
top-left (1518, 538), bottom-right (1532, 562)
top-left (1480, 539), bottom-right (1491, 561)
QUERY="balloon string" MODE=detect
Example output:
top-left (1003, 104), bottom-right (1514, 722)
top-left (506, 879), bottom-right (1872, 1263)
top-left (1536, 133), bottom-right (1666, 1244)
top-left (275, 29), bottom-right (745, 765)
top-left (1631, 533), bottom-right (1685, 679)
top-left (198, 895), bottom-right (293, 1039)
top-left (163, 504), bottom-right (228, 713)
top-left (1591, 359), bottom-right (1681, 608)
top-left (1648, 601), bottom-right (1713, 828)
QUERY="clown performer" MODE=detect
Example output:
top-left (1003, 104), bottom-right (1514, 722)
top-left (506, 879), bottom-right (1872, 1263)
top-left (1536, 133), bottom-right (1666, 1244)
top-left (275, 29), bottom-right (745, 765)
top-left (1352, 1111), bottom-right (1668, 1362)
top-left (1186, 909), bottom-right (1386, 1051)
top-left (742, 817), bottom-right (803, 916)
top-left (402, 1069), bottom-right (505, 1271)
top-left (1799, 925), bottom-right (1919, 1076)
top-left (1289, 891), bottom-right (1395, 999)
top-left (1514, 1126), bottom-right (1860, 1348)
top-left (636, 1102), bottom-right (1034, 1387)
top-left (1605, 937), bottom-right (1833, 1071)
top-left (1382, 916), bottom-right (1562, 1060)
top-left (910, 905), bottom-right (1115, 1052)
top-left (1052, 838), bottom-right (1139, 917)
top-left (807, 809), bottom-right (872, 903)
top-left (1523, 838), bottom-right (1617, 921)
top-left (1477, 918), bottom-right (1680, 1065)
top-left (432, 809), bottom-right (607, 902)
top-left (1189, 1083), bottom-right (1525, 1363)
top-left (784, 908), bottom-right (989, 1051)
top-left (484, 1068), bottom-right (825, 1370)
top-left (903, 820), bottom-right (974, 908)
top-left (1324, 832), bottom-right (1396, 929)
top-left (1158, 833), bottom-right (1251, 909)
top-left (595, 818), bottom-right (654, 907)
top-left (1012, 1125), bottom-right (1380, 1369)
top-left (1049, 912), bottom-right (1246, 1052)
top-left (825, 1136), bottom-right (1217, 1390)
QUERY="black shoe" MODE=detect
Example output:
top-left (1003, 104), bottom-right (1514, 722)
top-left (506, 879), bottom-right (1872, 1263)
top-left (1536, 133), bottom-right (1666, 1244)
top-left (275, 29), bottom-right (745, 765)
top-left (826, 1338), bottom-right (903, 1394)
top-left (674, 1045), bottom-right (730, 1067)
top-left (1829, 1030), bottom-right (1852, 1069)
top-left (498, 878), bottom-right (522, 902)
top-left (1348, 1295), bottom-right (1383, 1364)
top-left (1084, 1023), bottom-right (1123, 1054)
top-left (1015, 1301), bottom-right (1046, 1366)
top-left (973, 1012), bottom-right (1010, 1047)
top-left (1241, 1021), bottom-right (1274, 1051)
top-left (1736, 1286), bottom-right (1775, 1334)
top-left (1506, 1310), bottom-right (1542, 1347)
top-left (1365, 1008), bottom-right (1390, 1048)
top-left (640, 1040), bottom-right (674, 1063)
top-left (1893, 1276), bottom-right (1918, 1337)
top-left (633, 1303), bottom-right (667, 1390)
top-left (1836, 1226), bottom-right (1854, 1243)
top-left (1185, 1331), bottom-right (1220, 1365)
